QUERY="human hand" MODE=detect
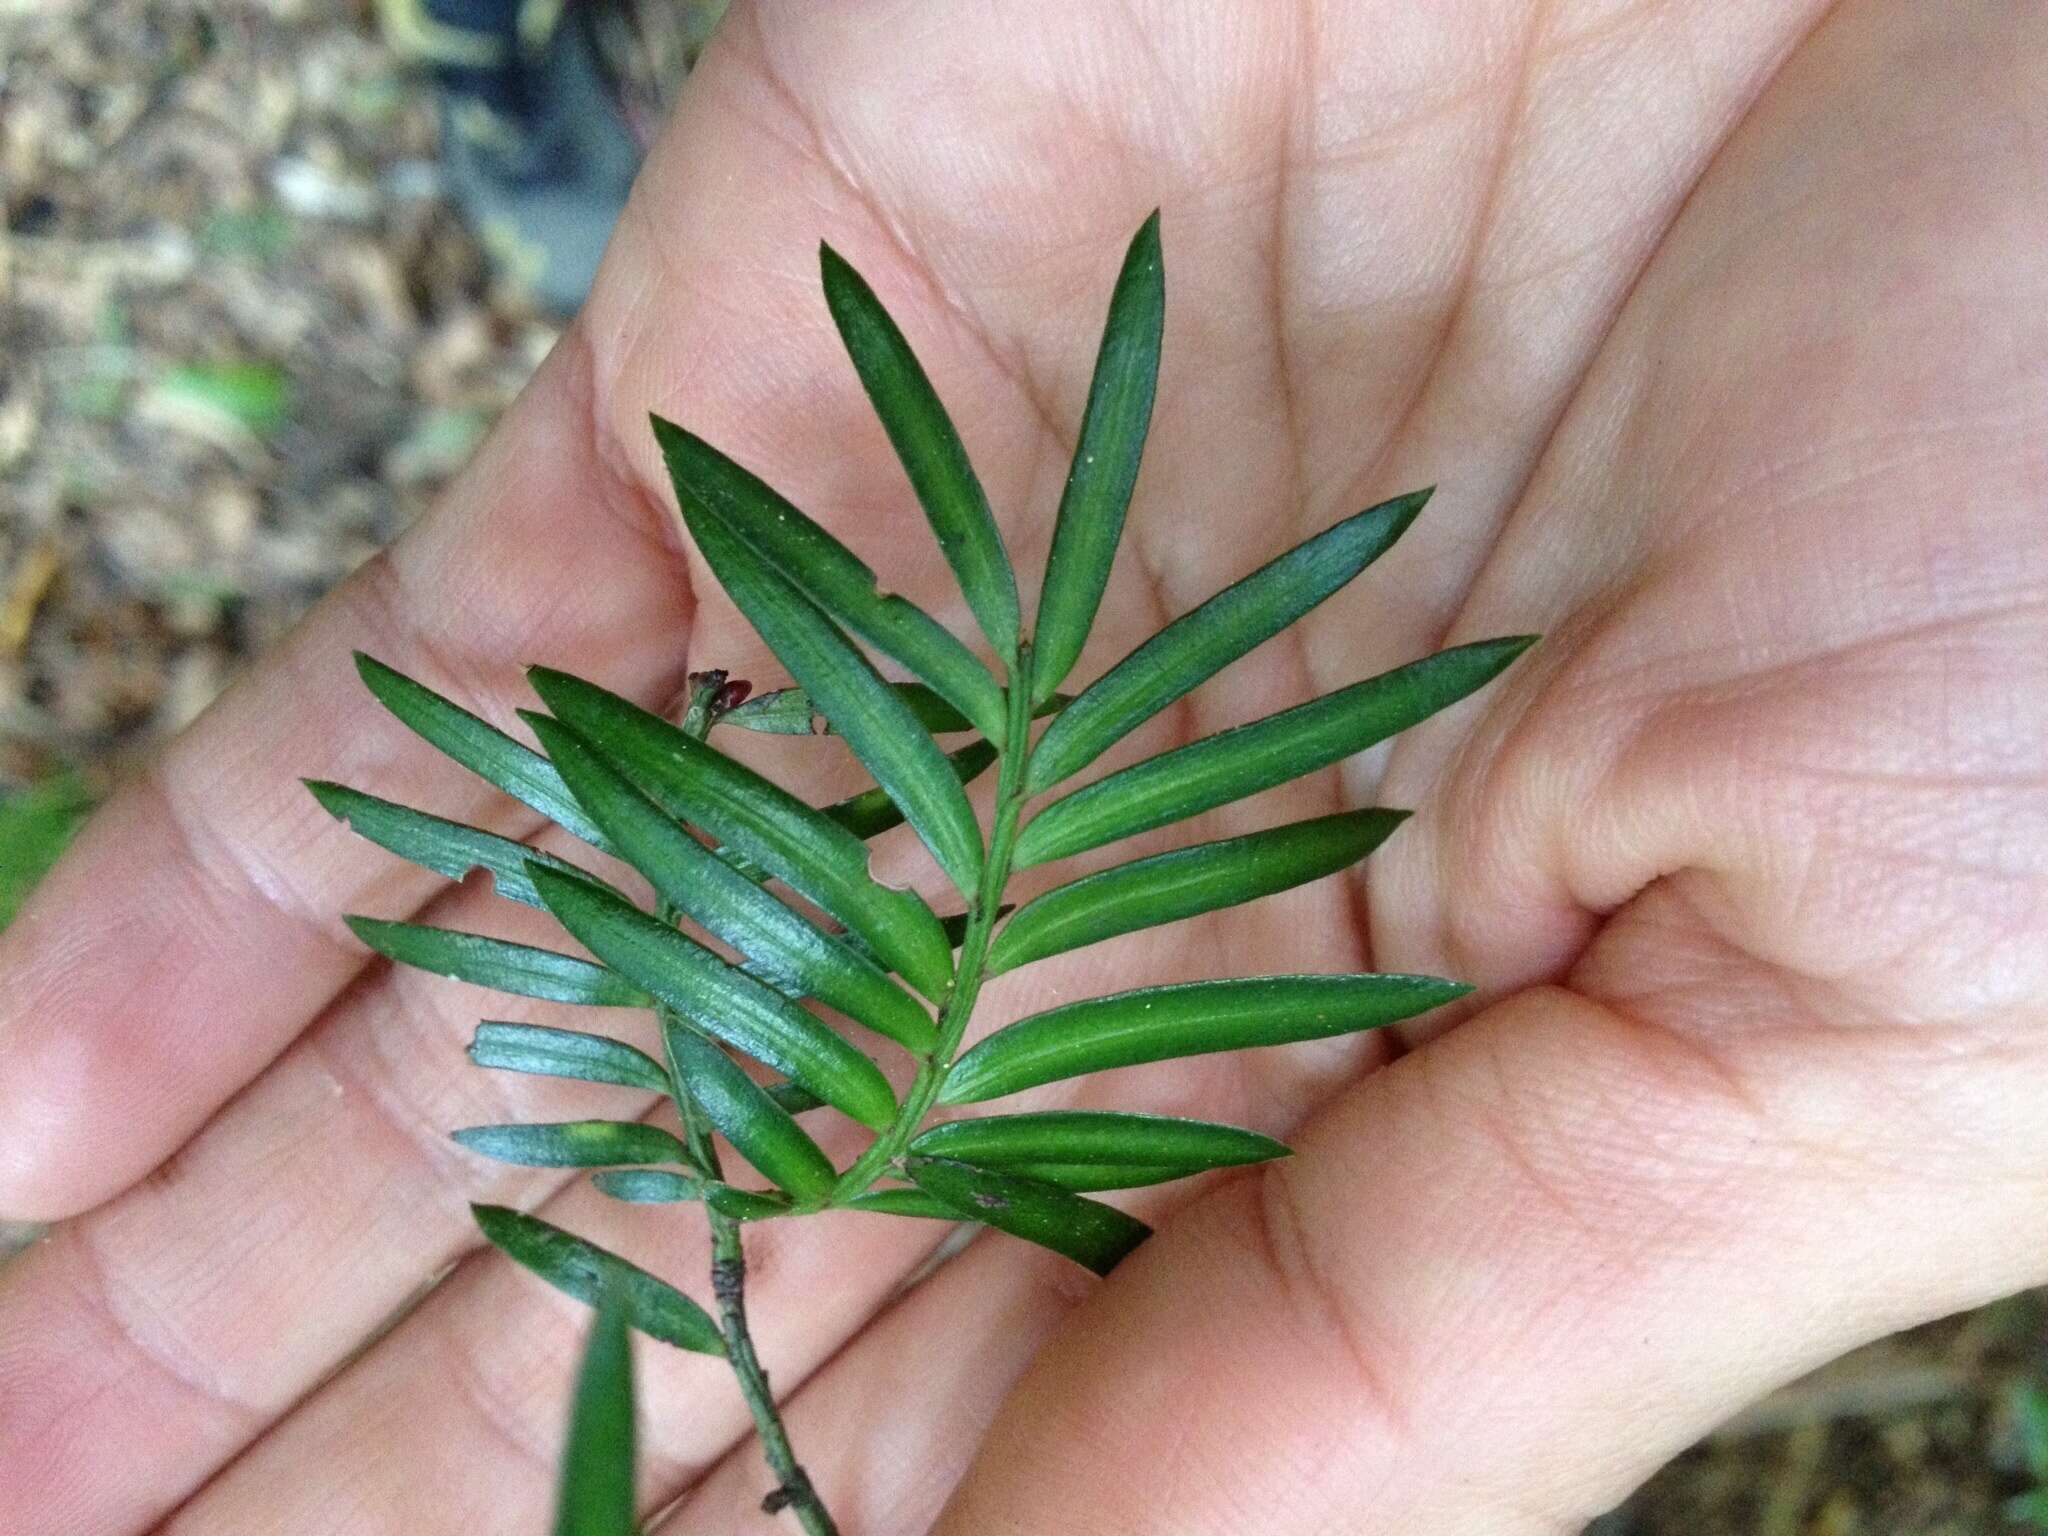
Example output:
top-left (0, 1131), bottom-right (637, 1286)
top-left (4, 1), bottom-right (2043, 1530)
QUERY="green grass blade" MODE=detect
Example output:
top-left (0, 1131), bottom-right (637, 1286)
top-left (306, 780), bottom-right (600, 910)
top-left (526, 712), bottom-right (935, 1053)
top-left (344, 916), bottom-right (651, 1007)
top-left (468, 1022), bottom-right (670, 1093)
top-left (529, 865), bottom-right (898, 1131)
top-left (353, 652), bottom-right (611, 851)
top-left (1015, 636), bottom-right (1535, 868)
top-left (552, 1290), bottom-right (636, 1536)
top-left (0, 771), bottom-right (93, 931)
top-left (1027, 489), bottom-right (1433, 794)
top-left (910, 1111), bottom-right (1288, 1175)
top-left (1033, 212), bottom-right (1164, 702)
top-left (817, 246), bottom-right (1021, 661)
top-left (528, 668), bottom-right (954, 999)
top-left (474, 1203), bottom-right (723, 1357)
top-left (649, 490), bottom-right (985, 901)
top-left (904, 1156), bottom-right (1151, 1275)
top-left (940, 973), bottom-right (1472, 1105)
top-left (452, 1120), bottom-right (691, 1169)
top-left (661, 1019), bottom-right (837, 1201)
top-left (653, 417), bottom-right (1007, 740)
top-left (991, 808), bottom-right (1408, 973)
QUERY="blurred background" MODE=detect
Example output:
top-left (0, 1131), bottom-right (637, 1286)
top-left (0, 2), bottom-right (2043, 1530)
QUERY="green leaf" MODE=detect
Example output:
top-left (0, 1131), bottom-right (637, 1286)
top-left (910, 1111), bottom-right (1288, 1176)
top-left (552, 1288), bottom-right (636, 1536)
top-left (353, 653), bottom-right (610, 851)
top-left (723, 682), bottom-right (1067, 739)
top-left (842, 1187), bottom-right (958, 1219)
top-left (1033, 212), bottom-right (1164, 702)
top-left (345, 916), bottom-right (651, 1007)
top-left (529, 865), bottom-right (898, 1131)
top-left (2007, 1489), bottom-right (2048, 1529)
top-left (452, 1120), bottom-right (690, 1169)
top-left (714, 742), bottom-right (996, 892)
top-left (468, 1022), bottom-right (669, 1093)
top-left (590, 1168), bottom-right (703, 1203)
top-left (1027, 489), bottom-right (1433, 794)
top-left (817, 246), bottom-right (1021, 660)
top-left (991, 808), bottom-right (1408, 974)
top-left (904, 1156), bottom-right (1151, 1275)
top-left (823, 740), bottom-right (996, 843)
top-left (307, 780), bottom-right (598, 910)
top-left (962, 1161), bottom-right (1221, 1192)
top-left (661, 1019), bottom-right (837, 1201)
top-left (653, 417), bottom-right (1008, 741)
top-left (765, 1079), bottom-right (826, 1115)
top-left (712, 684), bottom-right (820, 735)
top-left (672, 494), bottom-right (986, 899)
top-left (703, 1186), bottom-right (794, 1221)
top-left (592, 1170), bottom-right (791, 1221)
top-left (526, 712), bottom-right (935, 1053)
top-left (1015, 636), bottom-right (1535, 868)
top-left (530, 668), bottom-right (954, 999)
top-left (941, 973), bottom-right (1472, 1105)
top-left (473, 1203), bottom-right (723, 1357)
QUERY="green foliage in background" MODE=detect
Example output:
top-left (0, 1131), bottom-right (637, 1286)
top-left (2011, 1380), bottom-right (2048, 1528)
top-left (0, 772), bottom-right (94, 931)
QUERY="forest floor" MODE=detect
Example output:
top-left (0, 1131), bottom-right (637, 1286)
top-left (1, 2), bottom-right (2043, 1530)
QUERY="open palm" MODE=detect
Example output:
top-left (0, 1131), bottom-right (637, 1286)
top-left (5, 1), bottom-right (2044, 1530)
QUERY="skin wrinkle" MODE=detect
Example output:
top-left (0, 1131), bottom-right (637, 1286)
top-left (1247, 1159), bottom-right (1415, 1446)
top-left (746, 7), bottom-right (1072, 473)
top-left (136, 756), bottom-right (349, 957)
top-left (563, 320), bottom-right (705, 576)
top-left (1355, 0), bottom-right (1553, 525)
top-left (66, 1218), bottom-right (267, 1428)
top-left (12, 5), bottom-right (2046, 1533)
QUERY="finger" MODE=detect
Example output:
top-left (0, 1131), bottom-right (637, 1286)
top-left (0, 825), bottom-right (688, 1534)
top-left (1372, 0), bottom-right (2048, 1020)
top-left (657, 1229), bottom-right (1087, 1534)
top-left (154, 907), bottom-right (1352, 1536)
top-left (163, 1173), bottom-right (947, 1530)
top-left (931, 961), bottom-right (2048, 1535)
top-left (0, 340), bottom-right (697, 1223)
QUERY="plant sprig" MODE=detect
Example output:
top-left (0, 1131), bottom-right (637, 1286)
top-left (311, 212), bottom-right (1533, 1531)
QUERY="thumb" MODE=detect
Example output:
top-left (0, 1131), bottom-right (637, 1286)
top-left (932, 967), bottom-right (2048, 1533)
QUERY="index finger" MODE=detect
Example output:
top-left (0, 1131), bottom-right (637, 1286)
top-left (0, 342), bottom-right (697, 1222)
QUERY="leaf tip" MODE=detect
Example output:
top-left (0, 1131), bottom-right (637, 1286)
top-left (1367, 485), bottom-right (1435, 548)
top-left (302, 778), bottom-right (348, 816)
